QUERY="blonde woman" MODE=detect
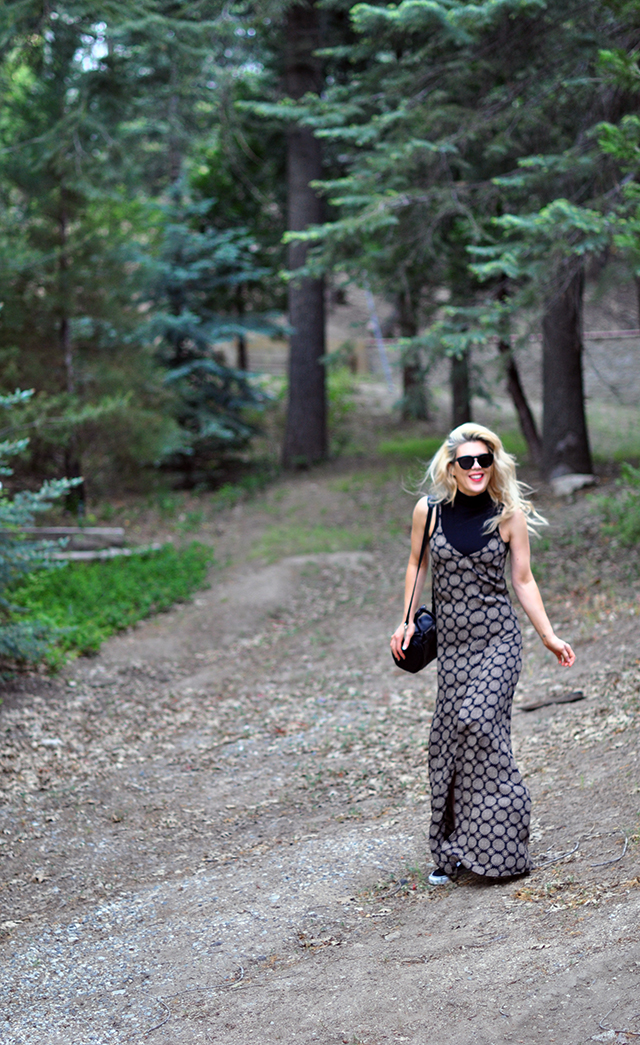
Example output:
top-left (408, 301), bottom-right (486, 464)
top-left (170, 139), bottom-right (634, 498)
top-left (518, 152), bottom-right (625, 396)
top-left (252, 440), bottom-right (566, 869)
top-left (390, 424), bottom-right (575, 885)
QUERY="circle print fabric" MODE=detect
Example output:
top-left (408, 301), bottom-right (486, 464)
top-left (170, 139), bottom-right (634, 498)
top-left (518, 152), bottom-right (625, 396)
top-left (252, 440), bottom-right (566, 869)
top-left (428, 510), bottom-right (531, 878)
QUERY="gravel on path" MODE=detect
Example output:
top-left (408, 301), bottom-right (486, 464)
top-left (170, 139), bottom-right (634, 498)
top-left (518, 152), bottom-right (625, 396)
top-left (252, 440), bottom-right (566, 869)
top-left (1, 473), bottom-right (638, 1045)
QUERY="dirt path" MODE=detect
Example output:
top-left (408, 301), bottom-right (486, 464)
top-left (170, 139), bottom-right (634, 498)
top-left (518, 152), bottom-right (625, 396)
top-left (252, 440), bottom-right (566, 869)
top-left (0, 465), bottom-right (638, 1045)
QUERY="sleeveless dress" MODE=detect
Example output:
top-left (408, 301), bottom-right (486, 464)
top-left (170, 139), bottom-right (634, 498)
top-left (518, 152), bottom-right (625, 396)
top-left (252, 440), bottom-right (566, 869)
top-left (428, 506), bottom-right (531, 878)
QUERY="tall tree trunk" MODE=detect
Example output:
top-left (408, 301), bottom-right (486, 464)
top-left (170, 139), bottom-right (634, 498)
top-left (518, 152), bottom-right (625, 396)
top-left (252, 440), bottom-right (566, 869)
top-left (236, 333), bottom-right (248, 371)
top-left (236, 292), bottom-right (248, 370)
top-left (59, 193), bottom-right (85, 514)
top-left (282, 0), bottom-right (327, 468)
top-left (497, 337), bottom-right (542, 467)
top-left (542, 264), bottom-right (593, 478)
top-left (168, 57), bottom-right (182, 184)
top-left (166, 190), bottom-right (188, 367)
top-left (496, 279), bottom-right (542, 466)
top-left (397, 291), bottom-right (428, 420)
top-left (450, 351), bottom-right (471, 428)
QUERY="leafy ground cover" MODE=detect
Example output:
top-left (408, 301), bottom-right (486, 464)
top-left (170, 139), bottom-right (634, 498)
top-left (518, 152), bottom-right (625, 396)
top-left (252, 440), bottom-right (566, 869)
top-left (592, 461), bottom-right (640, 546)
top-left (8, 542), bottom-right (213, 664)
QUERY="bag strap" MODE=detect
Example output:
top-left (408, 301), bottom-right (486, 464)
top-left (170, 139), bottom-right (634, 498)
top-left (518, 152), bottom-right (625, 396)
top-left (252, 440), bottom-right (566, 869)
top-left (404, 500), bottom-right (435, 627)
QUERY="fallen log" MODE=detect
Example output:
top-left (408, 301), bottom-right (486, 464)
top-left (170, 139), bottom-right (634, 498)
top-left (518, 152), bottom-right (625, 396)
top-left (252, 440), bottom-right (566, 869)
top-left (19, 526), bottom-right (125, 551)
top-left (49, 544), bottom-right (162, 561)
top-left (517, 690), bottom-right (585, 712)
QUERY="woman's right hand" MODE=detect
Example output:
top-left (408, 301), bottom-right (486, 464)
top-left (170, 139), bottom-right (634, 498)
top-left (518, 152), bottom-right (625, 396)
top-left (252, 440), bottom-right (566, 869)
top-left (390, 619), bottom-right (415, 660)
top-left (542, 632), bottom-right (576, 668)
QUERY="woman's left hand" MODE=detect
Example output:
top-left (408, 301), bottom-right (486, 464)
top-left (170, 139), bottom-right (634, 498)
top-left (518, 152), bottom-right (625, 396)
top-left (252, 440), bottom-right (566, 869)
top-left (391, 620), bottom-right (414, 660)
top-left (543, 634), bottom-right (576, 667)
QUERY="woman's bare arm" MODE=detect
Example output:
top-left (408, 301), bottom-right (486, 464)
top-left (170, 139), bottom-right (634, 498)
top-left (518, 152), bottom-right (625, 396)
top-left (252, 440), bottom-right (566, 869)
top-left (390, 497), bottom-right (432, 659)
top-left (501, 509), bottom-right (575, 668)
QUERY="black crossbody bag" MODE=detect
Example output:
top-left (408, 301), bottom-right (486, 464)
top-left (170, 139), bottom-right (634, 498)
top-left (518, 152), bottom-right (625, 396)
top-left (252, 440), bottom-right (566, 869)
top-left (392, 502), bottom-right (437, 674)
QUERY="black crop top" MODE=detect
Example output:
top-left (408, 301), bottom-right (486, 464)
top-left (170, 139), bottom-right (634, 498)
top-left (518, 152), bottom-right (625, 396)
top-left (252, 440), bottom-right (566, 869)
top-left (439, 489), bottom-right (501, 556)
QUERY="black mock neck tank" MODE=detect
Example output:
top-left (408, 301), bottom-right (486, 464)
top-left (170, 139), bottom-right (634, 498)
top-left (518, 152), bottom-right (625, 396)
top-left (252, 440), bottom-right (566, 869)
top-left (439, 489), bottom-right (500, 556)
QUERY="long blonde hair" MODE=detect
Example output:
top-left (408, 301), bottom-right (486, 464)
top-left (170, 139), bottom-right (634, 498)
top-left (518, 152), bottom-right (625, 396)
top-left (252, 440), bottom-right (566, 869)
top-left (420, 423), bottom-right (547, 534)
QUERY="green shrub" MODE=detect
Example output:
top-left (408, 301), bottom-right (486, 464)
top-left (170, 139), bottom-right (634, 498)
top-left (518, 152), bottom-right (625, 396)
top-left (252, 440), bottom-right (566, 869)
top-left (10, 542), bottom-right (213, 663)
top-left (592, 462), bottom-right (640, 547)
top-left (0, 389), bottom-right (78, 664)
top-left (328, 367), bottom-right (357, 454)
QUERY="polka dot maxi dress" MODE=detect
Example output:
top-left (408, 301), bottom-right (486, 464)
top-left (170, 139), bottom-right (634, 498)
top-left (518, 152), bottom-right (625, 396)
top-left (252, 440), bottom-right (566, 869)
top-left (428, 508), bottom-right (531, 878)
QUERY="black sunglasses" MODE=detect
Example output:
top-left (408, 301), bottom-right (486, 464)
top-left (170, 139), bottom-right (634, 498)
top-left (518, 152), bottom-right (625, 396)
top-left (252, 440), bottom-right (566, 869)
top-left (454, 452), bottom-right (494, 470)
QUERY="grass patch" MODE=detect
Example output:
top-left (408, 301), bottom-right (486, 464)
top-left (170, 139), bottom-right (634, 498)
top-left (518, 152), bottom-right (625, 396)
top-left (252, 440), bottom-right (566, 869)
top-left (209, 466), bottom-right (278, 510)
top-left (590, 462), bottom-right (640, 546)
top-left (327, 466), bottom-right (404, 493)
top-left (500, 430), bottom-right (529, 460)
top-left (377, 436), bottom-right (443, 463)
top-left (587, 402), bottom-right (640, 465)
top-left (10, 542), bottom-right (213, 664)
top-left (328, 367), bottom-right (358, 454)
top-left (249, 523), bottom-right (374, 563)
top-left (378, 429), bottom-right (529, 465)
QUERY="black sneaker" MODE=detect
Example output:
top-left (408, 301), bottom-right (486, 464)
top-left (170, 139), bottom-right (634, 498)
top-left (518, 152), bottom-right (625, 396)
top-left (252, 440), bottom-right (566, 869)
top-left (428, 867), bottom-right (450, 885)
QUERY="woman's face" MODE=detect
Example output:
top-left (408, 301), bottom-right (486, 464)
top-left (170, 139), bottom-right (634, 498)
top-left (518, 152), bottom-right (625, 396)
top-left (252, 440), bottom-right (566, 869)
top-left (450, 440), bottom-right (493, 496)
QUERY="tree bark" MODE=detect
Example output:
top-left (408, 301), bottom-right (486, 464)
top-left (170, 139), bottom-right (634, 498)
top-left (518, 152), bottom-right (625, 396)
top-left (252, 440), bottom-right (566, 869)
top-left (59, 193), bottom-right (85, 514)
top-left (450, 351), bottom-right (471, 428)
top-left (397, 291), bottom-right (428, 420)
top-left (497, 337), bottom-right (542, 467)
top-left (496, 279), bottom-right (541, 466)
top-left (235, 291), bottom-right (248, 370)
top-left (282, 0), bottom-right (327, 468)
top-left (542, 264), bottom-right (593, 478)
top-left (168, 55), bottom-right (182, 185)
top-left (236, 333), bottom-right (248, 371)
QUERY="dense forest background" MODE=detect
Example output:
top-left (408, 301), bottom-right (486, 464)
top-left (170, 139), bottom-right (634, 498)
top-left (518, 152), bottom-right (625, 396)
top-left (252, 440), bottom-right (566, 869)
top-left (1, 0), bottom-right (640, 503)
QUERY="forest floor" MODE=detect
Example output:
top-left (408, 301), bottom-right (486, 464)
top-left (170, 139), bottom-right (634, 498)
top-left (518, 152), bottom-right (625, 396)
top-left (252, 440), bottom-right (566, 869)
top-left (0, 404), bottom-right (639, 1045)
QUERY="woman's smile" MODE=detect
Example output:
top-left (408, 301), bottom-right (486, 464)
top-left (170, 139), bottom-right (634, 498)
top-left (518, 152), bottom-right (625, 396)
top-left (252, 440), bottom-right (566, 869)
top-left (452, 441), bottom-right (493, 496)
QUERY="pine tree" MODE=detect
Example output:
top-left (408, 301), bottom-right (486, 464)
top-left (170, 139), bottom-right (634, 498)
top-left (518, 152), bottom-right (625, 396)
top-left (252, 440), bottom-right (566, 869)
top-left (0, 5), bottom-right (180, 498)
top-left (292, 0), bottom-right (632, 463)
top-left (0, 1), bottom-right (281, 496)
top-left (282, 0), bottom-right (327, 467)
top-left (191, 66), bottom-right (288, 371)
top-left (148, 187), bottom-right (276, 486)
top-left (241, 0), bottom-right (359, 463)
